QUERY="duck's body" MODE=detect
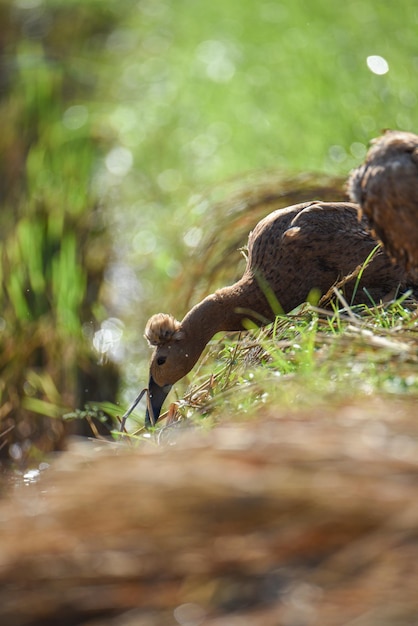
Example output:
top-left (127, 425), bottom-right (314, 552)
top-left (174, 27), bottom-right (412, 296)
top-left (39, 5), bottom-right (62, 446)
top-left (348, 130), bottom-right (418, 275)
top-left (145, 201), bottom-right (413, 424)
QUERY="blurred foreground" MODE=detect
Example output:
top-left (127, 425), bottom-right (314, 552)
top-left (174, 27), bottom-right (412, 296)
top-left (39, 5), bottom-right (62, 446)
top-left (1, 396), bottom-right (417, 626)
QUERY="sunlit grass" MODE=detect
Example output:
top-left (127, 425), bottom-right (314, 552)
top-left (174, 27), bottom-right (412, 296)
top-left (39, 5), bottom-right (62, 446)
top-left (204, 304), bottom-right (414, 416)
top-left (110, 292), bottom-right (418, 443)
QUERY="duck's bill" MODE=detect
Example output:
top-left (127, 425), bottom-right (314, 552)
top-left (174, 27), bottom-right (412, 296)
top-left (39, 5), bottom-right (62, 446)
top-left (145, 376), bottom-right (172, 427)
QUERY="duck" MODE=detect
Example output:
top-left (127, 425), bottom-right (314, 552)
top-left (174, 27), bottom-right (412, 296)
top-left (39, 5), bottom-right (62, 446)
top-left (348, 130), bottom-right (418, 275)
top-left (144, 200), bottom-right (414, 425)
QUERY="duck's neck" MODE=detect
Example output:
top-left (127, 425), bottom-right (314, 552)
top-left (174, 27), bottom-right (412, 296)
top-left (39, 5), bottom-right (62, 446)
top-left (180, 276), bottom-right (269, 350)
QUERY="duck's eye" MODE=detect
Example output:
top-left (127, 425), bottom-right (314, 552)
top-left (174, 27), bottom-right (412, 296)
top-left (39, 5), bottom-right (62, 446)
top-left (157, 356), bottom-right (167, 366)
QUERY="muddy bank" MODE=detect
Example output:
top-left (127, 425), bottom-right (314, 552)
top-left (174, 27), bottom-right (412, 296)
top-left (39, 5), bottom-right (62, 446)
top-left (0, 397), bottom-right (417, 626)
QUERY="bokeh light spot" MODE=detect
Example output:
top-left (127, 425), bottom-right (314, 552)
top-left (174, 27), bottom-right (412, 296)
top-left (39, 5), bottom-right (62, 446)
top-left (62, 105), bottom-right (88, 130)
top-left (105, 146), bottom-right (133, 177)
top-left (157, 169), bottom-right (182, 192)
top-left (366, 55), bottom-right (389, 75)
top-left (350, 142), bottom-right (367, 159)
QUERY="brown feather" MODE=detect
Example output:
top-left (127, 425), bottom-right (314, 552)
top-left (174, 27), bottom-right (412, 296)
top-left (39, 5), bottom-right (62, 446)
top-left (348, 130), bottom-right (418, 275)
top-left (144, 313), bottom-right (182, 346)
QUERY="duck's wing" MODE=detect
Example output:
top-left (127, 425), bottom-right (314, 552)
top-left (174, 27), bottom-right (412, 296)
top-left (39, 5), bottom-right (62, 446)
top-left (281, 201), bottom-right (408, 306)
top-left (285, 202), bottom-right (372, 253)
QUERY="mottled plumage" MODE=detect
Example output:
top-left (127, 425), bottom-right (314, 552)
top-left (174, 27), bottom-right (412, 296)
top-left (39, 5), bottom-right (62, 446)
top-left (144, 201), bottom-right (414, 425)
top-left (348, 130), bottom-right (418, 274)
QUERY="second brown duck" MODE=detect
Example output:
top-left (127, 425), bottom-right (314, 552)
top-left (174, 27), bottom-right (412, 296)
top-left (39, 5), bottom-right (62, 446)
top-left (348, 130), bottom-right (418, 274)
top-left (144, 201), bottom-right (415, 424)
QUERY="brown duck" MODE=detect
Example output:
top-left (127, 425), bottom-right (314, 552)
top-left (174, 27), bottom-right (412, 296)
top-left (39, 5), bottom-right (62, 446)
top-left (348, 130), bottom-right (418, 274)
top-left (144, 200), bottom-right (414, 425)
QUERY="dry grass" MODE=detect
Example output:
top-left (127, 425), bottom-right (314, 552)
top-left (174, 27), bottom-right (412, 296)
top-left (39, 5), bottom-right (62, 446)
top-left (1, 394), bottom-right (418, 625)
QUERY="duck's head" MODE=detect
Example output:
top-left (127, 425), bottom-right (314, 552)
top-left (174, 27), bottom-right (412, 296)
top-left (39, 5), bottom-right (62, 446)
top-left (144, 313), bottom-right (198, 426)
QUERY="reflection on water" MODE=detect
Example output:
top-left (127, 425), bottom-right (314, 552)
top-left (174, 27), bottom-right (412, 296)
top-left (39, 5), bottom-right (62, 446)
top-left (23, 468), bottom-right (41, 485)
top-left (2, 462), bottom-right (50, 490)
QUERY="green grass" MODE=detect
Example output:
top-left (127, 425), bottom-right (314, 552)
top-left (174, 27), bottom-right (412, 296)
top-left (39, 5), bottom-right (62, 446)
top-left (114, 293), bottom-right (418, 439)
top-left (0, 1), bottom-right (126, 463)
top-left (109, 0), bottom-right (418, 184)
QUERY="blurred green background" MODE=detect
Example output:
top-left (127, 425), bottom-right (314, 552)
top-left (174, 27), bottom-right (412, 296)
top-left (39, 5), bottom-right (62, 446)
top-left (1, 0), bottom-right (417, 463)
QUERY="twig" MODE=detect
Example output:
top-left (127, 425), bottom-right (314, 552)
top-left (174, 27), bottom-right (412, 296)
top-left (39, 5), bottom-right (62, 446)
top-left (331, 287), bottom-right (359, 323)
top-left (119, 388), bottom-right (149, 433)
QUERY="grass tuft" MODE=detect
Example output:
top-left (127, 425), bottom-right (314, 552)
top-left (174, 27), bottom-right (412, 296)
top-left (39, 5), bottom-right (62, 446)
top-left (129, 294), bottom-right (418, 438)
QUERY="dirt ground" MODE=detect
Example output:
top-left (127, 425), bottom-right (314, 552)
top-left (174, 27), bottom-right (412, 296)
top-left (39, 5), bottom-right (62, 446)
top-left (0, 395), bottom-right (417, 626)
